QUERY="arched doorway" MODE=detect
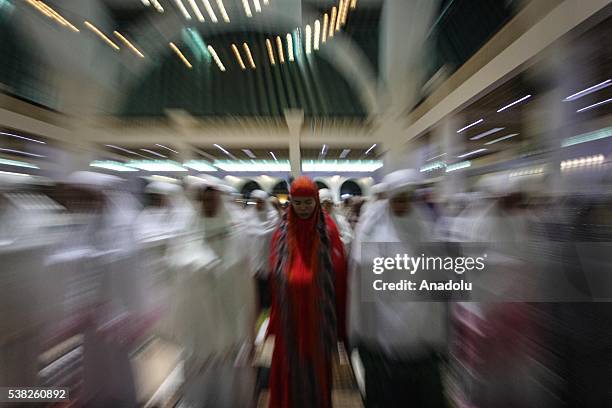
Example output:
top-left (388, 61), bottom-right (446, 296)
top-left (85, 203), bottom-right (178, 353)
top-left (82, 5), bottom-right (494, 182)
top-left (315, 180), bottom-right (330, 190)
top-left (272, 180), bottom-right (290, 204)
top-left (340, 179), bottom-right (363, 197)
top-left (241, 180), bottom-right (263, 198)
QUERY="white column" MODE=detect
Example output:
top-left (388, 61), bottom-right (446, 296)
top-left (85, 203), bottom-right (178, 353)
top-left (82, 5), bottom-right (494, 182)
top-left (285, 109), bottom-right (304, 178)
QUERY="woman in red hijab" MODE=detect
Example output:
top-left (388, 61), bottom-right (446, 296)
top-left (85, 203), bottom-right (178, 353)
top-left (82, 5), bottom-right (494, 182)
top-left (268, 176), bottom-right (348, 408)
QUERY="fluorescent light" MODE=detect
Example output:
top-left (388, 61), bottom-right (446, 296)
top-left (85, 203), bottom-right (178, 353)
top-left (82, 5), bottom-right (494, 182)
top-left (187, 0), bottom-right (205, 21)
top-left (212, 144), bottom-right (237, 160)
top-left (420, 161), bottom-right (446, 172)
top-left (576, 97), bottom-right (612, 113)
top-left (321, 144), bottom-right (328, 156)
top-left (0, 170), bottom-right (31, 177)
top-left (302, 160), bottom-right (383, 172)
top-left (106, 144), bottom-right (148, 158)
top-left (314, 20), bottom-right (320, 50)
top-left (170, 42), bottom-right (192, 68)
top-left (151, 0), bottom-right (164, 12)
top-left (365, 144), bottom-right (376, 155)
top-left (215, 160), bottom-right (290, 172)
top-left (242, 149), bottom-right (256, 158)
top-left (242, 0), bottom-right (252, 17)
top-left (457, 148), bottom-right (487, 158)
top-left (202, 0), bottom-right (218, 22)
top-left (276, 36), bottom-right (285, 63)
top-left (294, 29), bottom-right (301, 59)
top-left (155, 144), bottom-right (179, 154)
top-left (469, 127), bottom-right (505, 140)
top-left (0, 158), bottom-right (39, 169)
top-left (305, 24), bottom-right (312, 54)
top-left (0, 148), bottom-right (45, 158)
top-left (484, 133), bottom-right (518, 145)
top-left (196, 150), bottom-right (217, 161)
top-left (90, 160), bottom-right (138, 172)
top-left (270, 151), bottom-right (278, 161)
top-left (426, 153), bottom-right (447, 161)
top-left (141, 0), bottom-right (150, 5)
top-left (173, 0), bottom-right (192, 19)
top-left (0, 131), bottom-right (45, 144)
top-left (113, 31), bottom-right (145, 58)
top-left (207, 45), bottom-right (226, 71)
top-left (341, 0), bottom-right (350, 24)
top-left (266, 39), bottom-right (275, 65)
top-left (322, 13), bottom-right (329, 43)
top-left (253, 0), bottom-right (261, 12)
top-left (216, 0), bottom-right (230, 22)
top-left (339, 149), bottom-right (351, 159)
top-left (456, 118), bottom-right (483, 133)
top-left (243, 43), bottom-right (256, 69)
top-left (26, 0), bottom-right (79, 32)
top-left (286, 34), bottom-right (294, 62)
top-left (127, 160), bottom-right (188, 172)
top-left (329, 7), bottom-right (337, 38)
top-left (562, 126), bottom-right (612, 147)
top-left (183, 160), bottom-right (218, 171)
top-left (445, 161), bottom-right (471, 172)
top-left (564, 79), bottom-right (611, 101)
top-left (496, 94), bottom-right (532, 112)
top-left (140, 149), bottom-right (167, 158)
top-left (231, 44), bottom-right (246, 70)
top-left (336, 0), bottom-right (344, 31)
top-left (85, 21), bottom-right (120, 51)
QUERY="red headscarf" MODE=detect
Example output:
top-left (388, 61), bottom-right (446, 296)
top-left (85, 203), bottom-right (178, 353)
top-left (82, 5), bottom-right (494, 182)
top-left (287, 176), bottom-right (321, 272)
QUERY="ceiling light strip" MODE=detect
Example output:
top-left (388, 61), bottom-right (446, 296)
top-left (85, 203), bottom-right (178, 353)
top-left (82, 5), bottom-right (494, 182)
top-left (276, 36), bottom-right (285, 63)
top-left (170, 42), bottom-right (192, 68)
top-left (202, 0), bottom-right (218, 22)
top-left (243, 43), bottom-right (256, 69)
top-left (231, 44), bottom-right (246, 70)
top-left (242, 0), bottom-right (252, 17)
top-left (186, 0), bottom-right (205, 21)
top-left (456, 118), bottom-right (483, 133)
top-left (207, 45), bottom-right (226, 71)
top-left (457, 148), bottom-right (487, 158)
top-left (564, 79), bottom-right (611, 101)
top-left (85, 21), bottom-right (119, 50)
top-left (113, 31), bottom-right (145, 58)
top-left (469, 127), bottom-right (504, 141)
top-left (216, 0), bottom-right (230, 22)
top-left (286, 33), bottom-right (294, 62)
top-left (173, 0), bottom-right (192, 19)
top-left (329, 7), bottom-right (337, 38)
top-left (322, 13), bottom-right (329, 43)
top-left (484, 133), bottom-right (518, 145)
top-left (266, 38), bottom-right (276, 65)
top-left (576, 97), bottom-right (612, 113)
top-left (496, 94), bottom-right (532, 113)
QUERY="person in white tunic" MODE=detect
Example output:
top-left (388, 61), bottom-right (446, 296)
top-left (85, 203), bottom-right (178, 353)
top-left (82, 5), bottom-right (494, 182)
top-left (245, 189), bottom-right (279, 311)
top-left (348, 169), bottom-right (448, 408)
top-left (134, 181), bottom-right (192, 340)
top-left (53, 171), bottom-right (142, 407)
top-left (173, 179), bottom-right (256, 408)
top-left (319, 188), bottom-right (353, 252)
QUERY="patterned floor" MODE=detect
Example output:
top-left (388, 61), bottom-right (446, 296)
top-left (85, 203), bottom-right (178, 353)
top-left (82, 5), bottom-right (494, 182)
top-left (257, 354), bottom-right (364, 408)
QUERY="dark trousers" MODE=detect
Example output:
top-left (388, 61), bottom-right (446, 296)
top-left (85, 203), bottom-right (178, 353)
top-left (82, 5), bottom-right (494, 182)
top-left (256, 275), bottom-right (271, 310)
top-left (358, 345), bottom-right (447, 408)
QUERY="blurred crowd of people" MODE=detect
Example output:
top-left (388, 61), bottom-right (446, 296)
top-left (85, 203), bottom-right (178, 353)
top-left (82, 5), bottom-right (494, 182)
top-left (1, 167), bottom-right (611, 407)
